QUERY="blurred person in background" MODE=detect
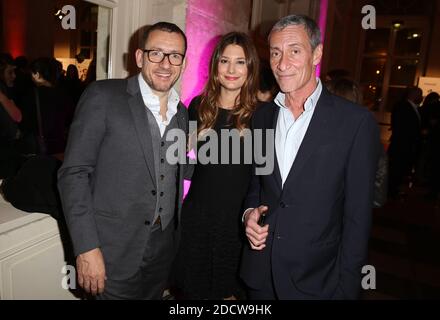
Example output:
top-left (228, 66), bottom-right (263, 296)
top-left (0, 53), bottom-right (22, 178)
top-left (18, 57), bottom-right (74, 158)
top-left (388, 86), bottom-right (423, 198)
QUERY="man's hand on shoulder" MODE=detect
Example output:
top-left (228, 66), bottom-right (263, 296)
top-left (76, 248), bottom-right (107, 296)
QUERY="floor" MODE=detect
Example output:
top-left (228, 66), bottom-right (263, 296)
top-left (362, 184), bottom-right (440, 299)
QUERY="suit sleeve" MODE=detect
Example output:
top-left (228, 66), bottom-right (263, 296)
top-left (57, 82), bottom-right (106, 256)
top-left (244, 114), bottom-right (262, 210)
top-left (183, 96), bottom-right (202, 181)
top-left (334, 111), bottom-right (380, 299)
top-left (181, 98), bottom-right (196, 181)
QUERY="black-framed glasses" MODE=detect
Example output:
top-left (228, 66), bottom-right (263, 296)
top-left (142, 49), bottom-right (185, 66)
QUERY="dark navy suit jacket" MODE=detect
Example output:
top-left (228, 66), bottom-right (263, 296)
top-left (240, 87), bottom-right (380, 299)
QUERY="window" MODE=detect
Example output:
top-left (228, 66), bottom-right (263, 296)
top-left (357, 17), bottom-right (429, 123)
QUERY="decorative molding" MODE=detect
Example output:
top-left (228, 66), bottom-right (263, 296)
top-left (82, 0), bottom-right (119, 78)
top-left (250, 0), bottom-right (263, 30)
top-left (84, 0), bottom-right (118, 8)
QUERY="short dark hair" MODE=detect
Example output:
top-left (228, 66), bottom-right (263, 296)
top-left (327, 78), bottom-right (362, 104)
top-left (0, 53), bottom-right (15, 75)
top-left (405, 86), bottom-right (423, 100)
top-left (269, 15), bottom-right (321, 50)
top-left (141, 22), bottom-right (187, 55)
top-left (259, 63), bottom-right (278, 93)
top-left (0, 53), bottom-right (14, 67)
top-left (30, 57), bottom-right (56, 85)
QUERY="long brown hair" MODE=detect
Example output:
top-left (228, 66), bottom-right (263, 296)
top-left (197, 32), bottom-right (259, 136)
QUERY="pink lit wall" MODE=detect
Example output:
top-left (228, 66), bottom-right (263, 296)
top-left (181, 0), bottom-right (251, 106)
top-left (181, 0), bottom-right (251, 195)
top-left (317, 0), bottom-right (329, 77)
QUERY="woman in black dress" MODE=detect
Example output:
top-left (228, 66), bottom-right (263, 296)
top-left (175, 32), bottom-right (260, 300)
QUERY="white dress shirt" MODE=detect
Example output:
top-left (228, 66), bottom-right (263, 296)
top-left (138, 74), bottom-right (180, 137)
top-left (274, 79), bottom-right (322, 187)
top-left (242, 79), bottom-right (323, 221)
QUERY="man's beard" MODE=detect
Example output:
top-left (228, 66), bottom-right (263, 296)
top-left (145, 72), bottom-right (179, 93)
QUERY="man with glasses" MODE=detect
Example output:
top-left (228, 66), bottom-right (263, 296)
top-left (58, 22), bottom-right (189, 299)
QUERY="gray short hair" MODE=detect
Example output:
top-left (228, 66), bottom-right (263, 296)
top-left (269, 15), bottom-right (321, 50)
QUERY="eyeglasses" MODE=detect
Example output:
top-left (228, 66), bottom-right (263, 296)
top-left (142, 49), bottom-right (185, 66)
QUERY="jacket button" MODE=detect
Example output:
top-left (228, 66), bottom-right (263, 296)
top-left (144, 220), bottom-right (151, 226)
top-left (160, 192), bottom-right (164, 197)
top-left (151, 190), bottom-right (157, 196)
top-left (280, 202), bottom-right (286, 208)
top-left (159, 208), bottom-right (163, 213)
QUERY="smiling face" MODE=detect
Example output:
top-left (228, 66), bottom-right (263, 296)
top-left (135, 30), bottom-right (186, 96)
top-left (217, 44), bottom-right (248, 94)
top-left (269, 25), bottom-right (322, 96)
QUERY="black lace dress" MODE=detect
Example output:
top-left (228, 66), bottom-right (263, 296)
top-left (174, 97), bottom-right (252, 299)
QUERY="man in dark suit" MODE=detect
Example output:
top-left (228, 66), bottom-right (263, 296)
top-left (241, 15), bottom-right (380, 299)
top-left (58, 22), bottom-right (189, 299)
top-left (388, 87), bottom-right (423, 198)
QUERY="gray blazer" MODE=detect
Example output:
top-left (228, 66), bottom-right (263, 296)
top-left (58, 76), bottom-right (189, 280)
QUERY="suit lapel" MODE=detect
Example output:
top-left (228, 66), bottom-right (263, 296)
top-left (268, 106), bottom-right (283, 190)
top-left (175, 102), bottom-right (188, 203)
top-left (127, 76), bottom-right (157, 188)
top-left (282, 88), bottom-right (334, 190)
